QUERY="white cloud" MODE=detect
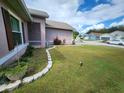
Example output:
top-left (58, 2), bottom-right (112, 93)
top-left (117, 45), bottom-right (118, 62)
top-left (25, 0), bottom-right (83, 30)
top-left (109, 18), bottom-right (124, 27)
top-left (25, 0), bottom-right (124, 32)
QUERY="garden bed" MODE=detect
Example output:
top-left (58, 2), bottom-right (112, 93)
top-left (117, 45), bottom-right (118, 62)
top-left (0, 46), bottom-right (47, 85)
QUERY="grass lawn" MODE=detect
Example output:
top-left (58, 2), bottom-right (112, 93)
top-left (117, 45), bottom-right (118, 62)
top-left (14, 45), bottom-right (124, 93)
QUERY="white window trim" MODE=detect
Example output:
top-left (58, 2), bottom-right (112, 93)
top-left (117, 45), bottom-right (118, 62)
top-left (8, 9), bottom-right (24, 44)
top-left (12, 30), bottom-right (22, 33)
top-left (0, 44), bottom-right (28, 65)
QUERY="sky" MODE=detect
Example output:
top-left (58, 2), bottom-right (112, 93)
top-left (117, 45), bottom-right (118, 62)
top-left (25, 0), bottom-right (124, 34)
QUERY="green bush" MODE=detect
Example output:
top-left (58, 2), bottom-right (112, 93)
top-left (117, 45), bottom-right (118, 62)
top-left (0, 71), bottom-right (9, 85)
top-left (22, 45), bottom-right (34, 58)
top-left (0, 45), bottom-right (35, 83)
top-left (5, 65), bottom-right (28, 81)
top-left (72, 40), bottom-right (75, 45)
top-left (54, 37), bottom-right (62, 45)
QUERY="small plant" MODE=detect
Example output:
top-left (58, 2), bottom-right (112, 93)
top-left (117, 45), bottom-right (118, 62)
top-left (62, 39), bottom-right (66, 45)
top-left (22, 45), bottom-right (34, 58)
top-left (72, 40), bottom-right (75, 45)
top-left (0, 71), bottom-right (9, 85)
top-left (53, 37), bottom-right (62, 45)
top-left (26, 66), bottom-right (35, 76)
top-left (5, 65), bottom-right (28, 81)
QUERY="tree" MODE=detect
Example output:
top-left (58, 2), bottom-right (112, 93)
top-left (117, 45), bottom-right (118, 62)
top-left (73, 31), bottom-right (79, 39)
top-left (86, 25), bottom-right (124, 34)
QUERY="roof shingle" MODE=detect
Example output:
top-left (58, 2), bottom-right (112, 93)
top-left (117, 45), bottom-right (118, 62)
top-left (46, 20), bottom-right (74, 31)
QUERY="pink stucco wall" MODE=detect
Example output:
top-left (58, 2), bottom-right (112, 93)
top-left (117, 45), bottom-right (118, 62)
top-left (23, 22), bottom-right (29, 43)
top-left (0, 2), bottom-right (9, 58)
top-left (28, 17), bottom-right (46, 48)
top-left (46, 28), bottom-right (73, 44)
top-left (0, 2), bottom-right (29, 65)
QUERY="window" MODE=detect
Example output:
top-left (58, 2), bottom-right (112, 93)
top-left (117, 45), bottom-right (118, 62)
top-left (101, 37), bottom-right (110, 41)
top-left (10, 15), bottom-right (22, 46)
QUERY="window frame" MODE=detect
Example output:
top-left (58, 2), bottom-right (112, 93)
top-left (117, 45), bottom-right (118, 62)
top-left (8, 10), bottom-right (24, 45)
top-left (10, 15), bottom-right (20, 32)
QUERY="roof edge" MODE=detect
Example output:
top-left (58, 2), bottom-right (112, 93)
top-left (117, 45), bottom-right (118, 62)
top-left (17, 0), bottom-right (32, 21)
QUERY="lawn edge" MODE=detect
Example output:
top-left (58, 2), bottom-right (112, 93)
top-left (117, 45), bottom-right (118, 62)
top-left (0, 46), bottom-right (56, 92)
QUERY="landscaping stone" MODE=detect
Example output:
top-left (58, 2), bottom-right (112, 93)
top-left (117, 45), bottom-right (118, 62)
top-left (0, 84), bottom-right (7, 92)
top-left (46, 50), bottom-right (49, 53)
top-left (47, 53), bottom-right (50, 56)
top-left (48, 57), bottom-right (52, 61)
top-left (6, 80), bottom-right (21, 91)
top-left (22, 76), bottom-right (34, 84)
top-left (38, 72), bottom-right (43, 76)
top-left (41, 68), bottom-right (49, 75)
top-left (48, 60), bottom-right (52, 64)
top-left (33, 72), bottom-right (43, 80)
top-left (46, 64), bottom-right (52, 69)
top-left (6, 73), bottom-right (25, 81)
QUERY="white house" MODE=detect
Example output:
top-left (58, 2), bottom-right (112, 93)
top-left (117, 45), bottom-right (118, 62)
top-left (100, 31), bottom-right (124, 41)
top-left (100, 33), bottom-right (112, 41)
top-left (110, 31), bottom-right (124, 40)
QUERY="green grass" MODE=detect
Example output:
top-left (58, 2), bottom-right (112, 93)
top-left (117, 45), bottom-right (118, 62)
top-left (25, 48), bottom-right (47, 76)
top-left (14, 45), bottom-right (124, 93)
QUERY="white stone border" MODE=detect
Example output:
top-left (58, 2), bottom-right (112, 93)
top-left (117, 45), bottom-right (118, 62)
top-left (0, 46), bottom-right (55, 92)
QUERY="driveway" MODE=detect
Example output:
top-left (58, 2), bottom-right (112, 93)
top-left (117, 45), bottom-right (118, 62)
top-left (77, 41), bottom-right (124, 48)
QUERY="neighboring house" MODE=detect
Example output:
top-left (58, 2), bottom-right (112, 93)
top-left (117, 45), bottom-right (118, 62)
top-left (46, 20), bottom-right (74, 45)
top-left (84, 32), bottom-right (102, 40)
top-left (110, 31), bottom-right (124, 40)
top-left (0, 0), bottom-right (74, 65)
top-left (100, 31), bottom-right (124, 41)
top-left (100, 33), bottom-right (112, 41)
top-left (0, 0), bottom-right (32, 65)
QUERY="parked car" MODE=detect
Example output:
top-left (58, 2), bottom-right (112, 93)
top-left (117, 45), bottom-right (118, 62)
top-left (107, 39), bottom-right (124, 45)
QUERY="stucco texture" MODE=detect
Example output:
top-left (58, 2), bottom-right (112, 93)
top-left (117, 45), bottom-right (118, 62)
top-left (46, 28), bottom-right (73, 45)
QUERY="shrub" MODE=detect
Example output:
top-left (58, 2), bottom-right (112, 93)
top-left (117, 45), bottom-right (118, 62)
top-left (62, 39), bottom-right (66, 45)
top-left (72, 40), bottom-right (75, 45)
top-left (0, 46), bottom-right (34, 83)
top-left (5, 65), bottom-right (28, 81)
top-left (22, 45), bottom-right (34, 58)
top-left (0, 71), bottom-right (9, 85)
top-left (53, 37), bottom-right (62, 45)
top-left (26, 66), bottom-right (35, 76)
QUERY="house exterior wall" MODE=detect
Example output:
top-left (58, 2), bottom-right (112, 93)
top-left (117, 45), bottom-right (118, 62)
top-left (0, 2), bottom-right (29, 66)
top-left (0, 2), bottom-right (10, 58)
top-left (23, 22), bottom-right (29, 43)
top-left (28, 17), bottom-right (46, 48)
top-left (110, 31), bottom-right (124, 40)
top-left (46, 28), bottom-right (73, 44)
